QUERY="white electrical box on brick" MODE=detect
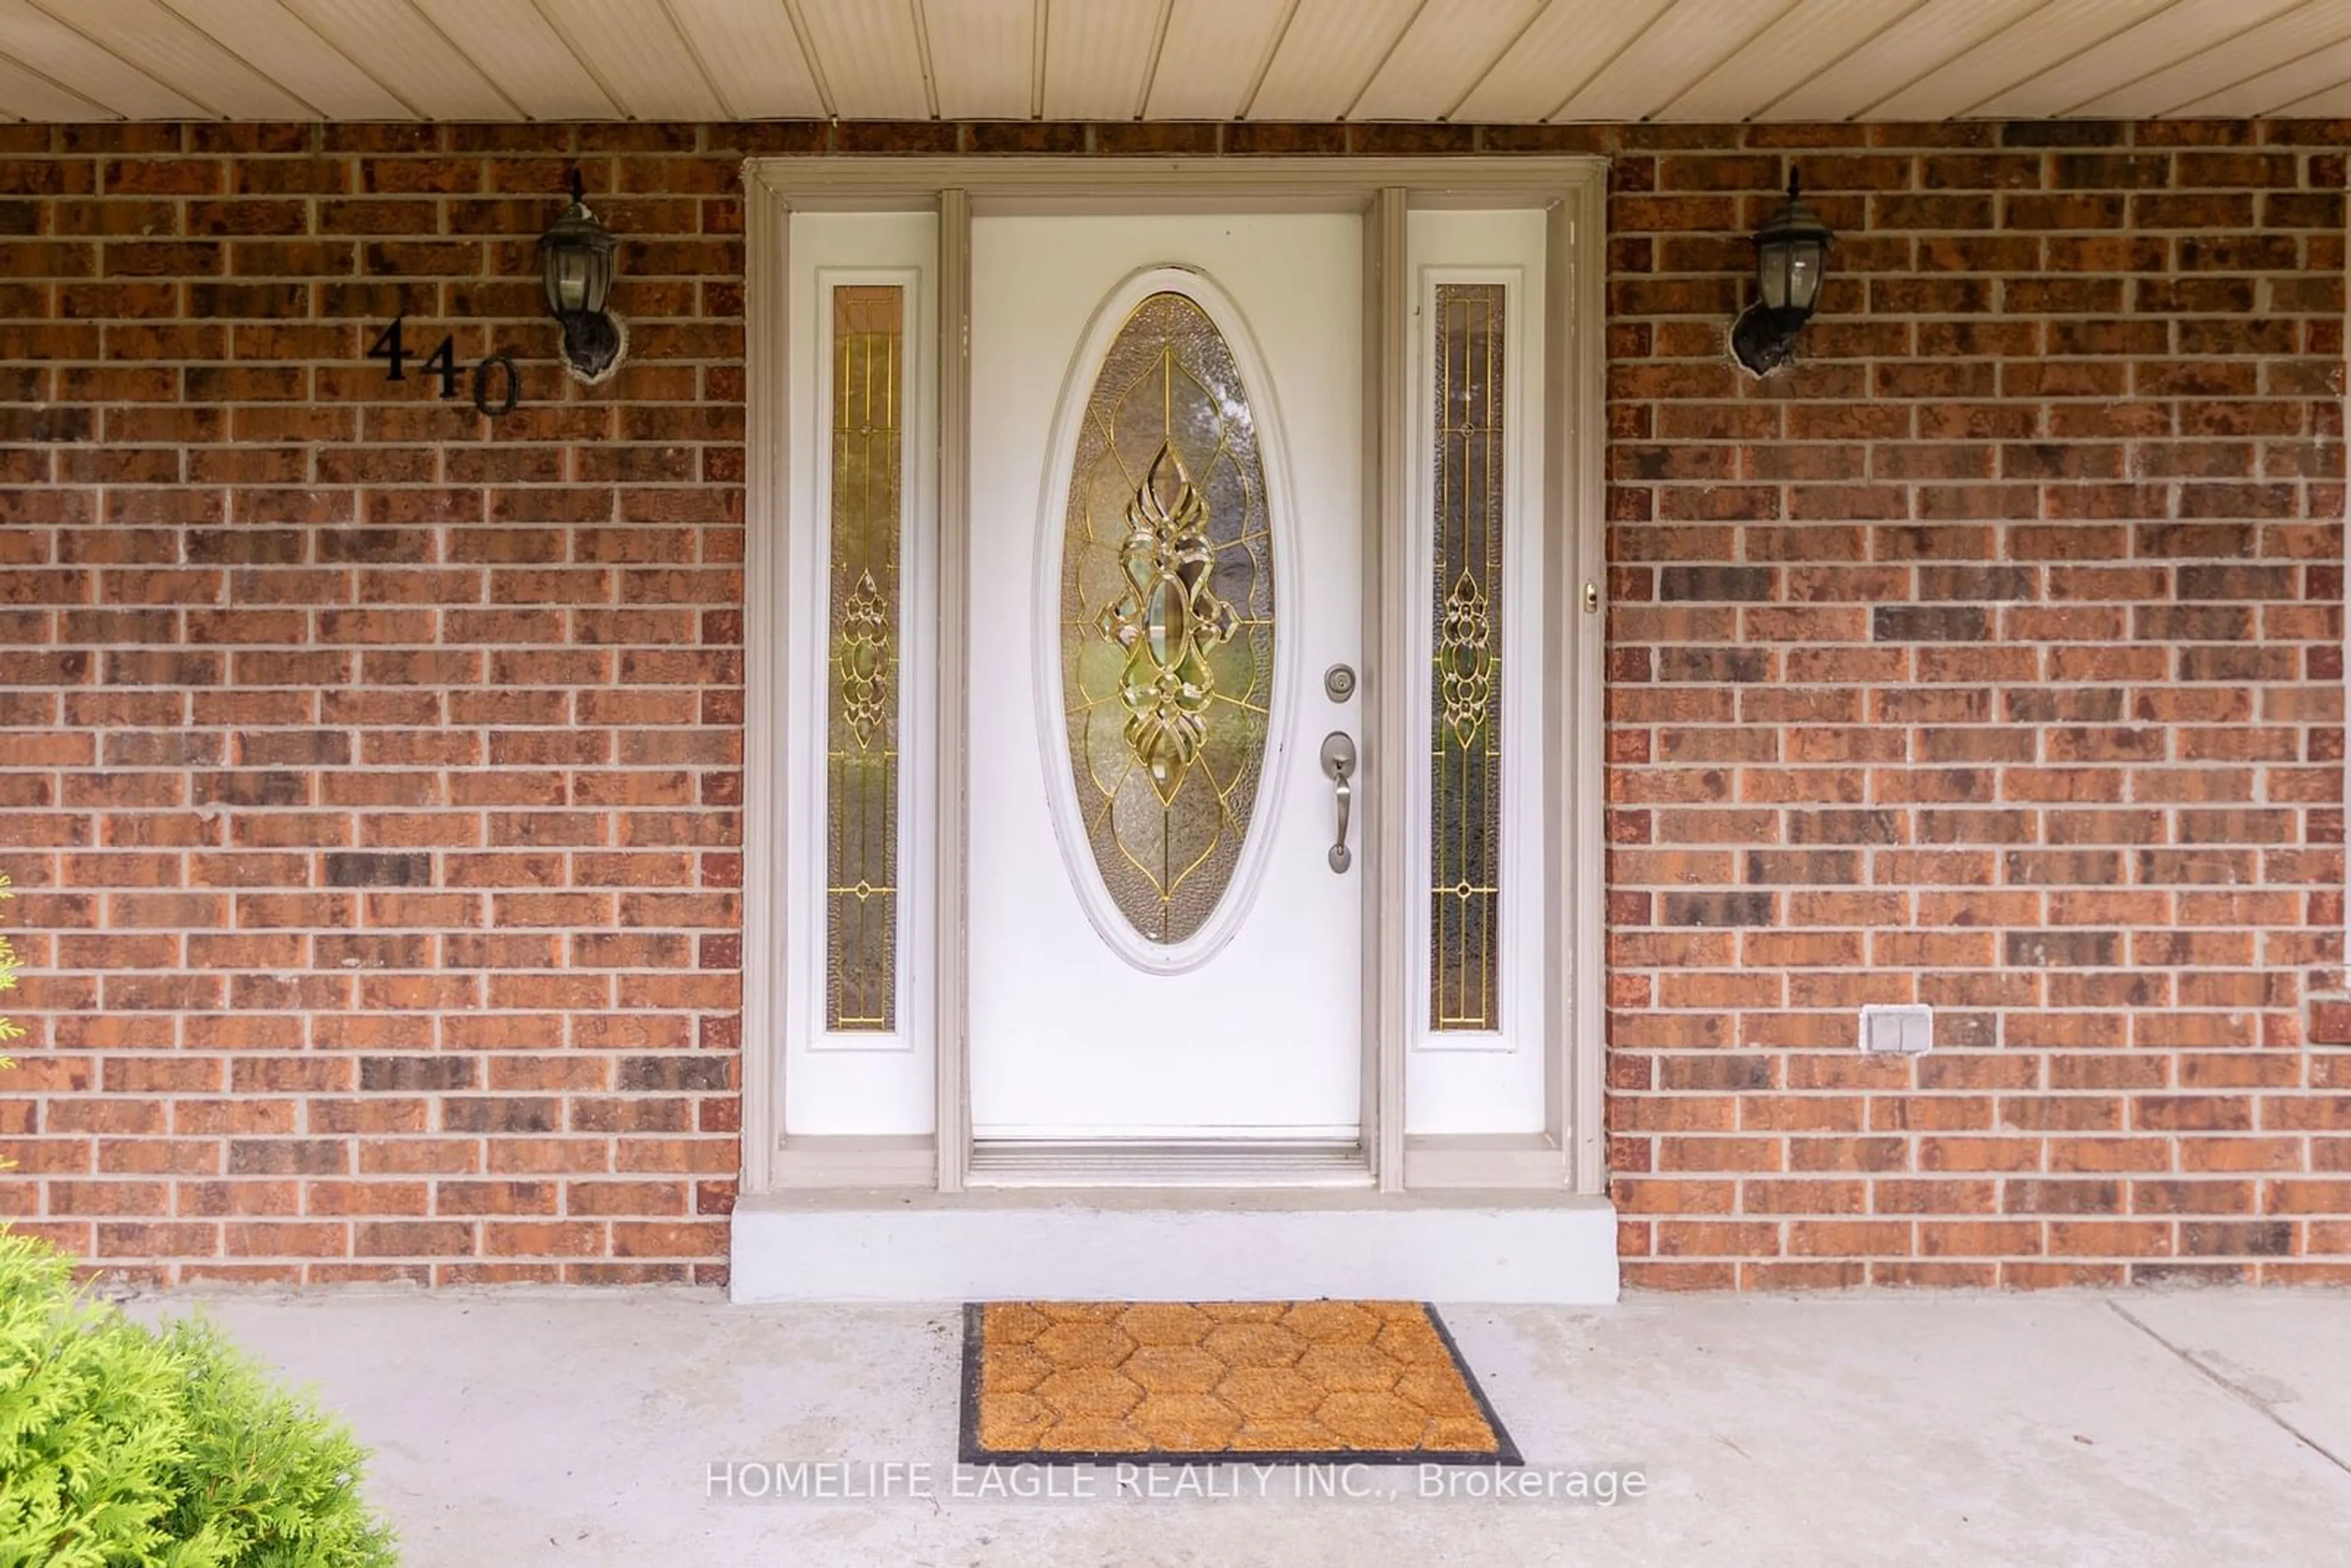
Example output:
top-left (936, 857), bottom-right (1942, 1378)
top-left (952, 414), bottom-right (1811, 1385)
top-left (1860, 1003), bottom-right (1933, 1056)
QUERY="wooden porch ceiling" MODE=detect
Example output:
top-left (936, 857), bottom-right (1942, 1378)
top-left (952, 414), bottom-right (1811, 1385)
top-left (2, 0), bottom-right (2350, 125)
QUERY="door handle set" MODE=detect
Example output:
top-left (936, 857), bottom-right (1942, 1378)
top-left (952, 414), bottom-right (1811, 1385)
top-left (1319, 730), bottom-right (1355, 873)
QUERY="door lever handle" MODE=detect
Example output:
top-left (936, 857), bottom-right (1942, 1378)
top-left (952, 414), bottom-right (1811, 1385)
top-left (1320, 731), bottom-right (1355, 873)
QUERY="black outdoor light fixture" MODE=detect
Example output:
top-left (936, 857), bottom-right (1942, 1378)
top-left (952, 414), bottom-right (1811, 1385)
top-left (541, 170), bottom-right (626, 385)
top-left (1730, 171), bottom-right (1833, 377)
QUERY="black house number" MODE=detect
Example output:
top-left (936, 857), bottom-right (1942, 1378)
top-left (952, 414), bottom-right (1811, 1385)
top-left (369, 317), bottom-right (520, 418)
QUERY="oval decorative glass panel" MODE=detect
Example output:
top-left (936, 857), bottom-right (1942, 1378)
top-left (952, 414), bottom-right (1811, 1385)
top-left (1060, 289), bottom-right (1276, 947)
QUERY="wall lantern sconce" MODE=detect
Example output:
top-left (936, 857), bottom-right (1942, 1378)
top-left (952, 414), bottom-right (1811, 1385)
top-left (541, 170), bottom-right (626, 385)
top-left (1730, 172), bottom-right (1832, 377)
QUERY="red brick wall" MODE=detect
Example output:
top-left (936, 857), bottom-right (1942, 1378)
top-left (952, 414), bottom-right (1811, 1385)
top-left (0, 118), bottom-right (2342, 1288)
top-left (1605, 121), bottom-right (2351, 1287)
top-left (0, 122), bottom-right (751, 1285)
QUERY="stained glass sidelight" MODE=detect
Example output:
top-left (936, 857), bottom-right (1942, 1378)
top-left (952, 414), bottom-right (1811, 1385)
top-left (1062, 290), bottom-right (1276, 945)
top-left (827, 285), bottom-right (902, 1030)
top-left (1431, 283), bottom-right (1504, 1032)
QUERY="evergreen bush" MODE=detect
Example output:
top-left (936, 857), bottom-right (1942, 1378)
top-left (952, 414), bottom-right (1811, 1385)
top-left (0, 1231), bottom-right (398, 1566)
top-left (0, 868), bottom-right (21, 1075)
top-left (2, 870), bottom-right (23, 1176)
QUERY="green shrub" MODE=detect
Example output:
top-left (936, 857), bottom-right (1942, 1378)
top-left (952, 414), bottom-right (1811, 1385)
top-left (2, 869), bottom-right (23, 1176)
top-left (0, 868), bottom-right (21, 1069)
top-left (0, 1231), bottom-right (397, 1567)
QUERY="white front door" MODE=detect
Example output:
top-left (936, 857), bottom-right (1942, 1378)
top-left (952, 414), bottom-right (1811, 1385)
top-left (966, 212), bottom-right (1364, 1146)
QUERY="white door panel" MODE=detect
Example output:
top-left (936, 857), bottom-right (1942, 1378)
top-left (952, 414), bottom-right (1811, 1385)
top-left (967, 212), bottom-right (1364, 1140)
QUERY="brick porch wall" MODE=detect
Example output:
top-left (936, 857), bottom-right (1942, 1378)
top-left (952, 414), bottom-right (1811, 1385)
top-left (1606, 121), bottom-right (2351, 1286)
top-left (0, 122), bottom-right (749, 1285)
top-left (0, 118), bottom-right (2342, 1287)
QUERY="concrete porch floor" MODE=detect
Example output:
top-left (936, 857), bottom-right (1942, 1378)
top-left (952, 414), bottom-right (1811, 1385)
top-left (126, 1291), bottom-right (2351, 1566)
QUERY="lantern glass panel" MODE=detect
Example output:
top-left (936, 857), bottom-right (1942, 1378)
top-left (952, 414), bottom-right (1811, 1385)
top-left (548, 244), bottom-right (610, 315)
top-left (1785, 239), bottom-right (1823, 312)
top-left (1758, 244), bottom-right (1791, 311)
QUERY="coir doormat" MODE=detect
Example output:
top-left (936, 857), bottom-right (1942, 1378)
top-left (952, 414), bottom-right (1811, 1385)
top-left (959, 1300), bottom-right (1520, 1465)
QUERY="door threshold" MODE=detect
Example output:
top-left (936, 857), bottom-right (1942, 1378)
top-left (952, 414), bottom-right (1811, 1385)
top-left (966, 1138), bottom-right (1371, 1188)
top-left (730, 1191), bottom-right (1619, 1303)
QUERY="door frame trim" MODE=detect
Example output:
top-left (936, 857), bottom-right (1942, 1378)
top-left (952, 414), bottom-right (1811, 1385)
top-left (741, 156), bottom-right (1609, 1198)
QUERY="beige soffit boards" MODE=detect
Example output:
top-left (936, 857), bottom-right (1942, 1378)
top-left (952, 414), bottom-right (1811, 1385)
top-left (6, 0), bottom-right (2350, 124)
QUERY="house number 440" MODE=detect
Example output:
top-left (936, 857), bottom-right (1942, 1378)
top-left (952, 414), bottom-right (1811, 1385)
top-left (369, 316), bottom-right (521, 417)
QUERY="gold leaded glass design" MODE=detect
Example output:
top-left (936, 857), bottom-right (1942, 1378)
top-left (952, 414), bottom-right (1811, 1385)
top-left (827, 285), bottom-right (902, 1030)
top-left (1431, 283), bottom-right (1504, 1032)
top-left (1063, 290), bottom-right (1275, 945)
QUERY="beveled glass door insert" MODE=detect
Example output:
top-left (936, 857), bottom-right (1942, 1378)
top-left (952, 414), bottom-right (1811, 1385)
top-left (1430, 282), bottom-right (1504, 1033)
top-left (1060, 290), bottom-right (1276, 948)
top-left (827, 284), bottom-right (905, 1032)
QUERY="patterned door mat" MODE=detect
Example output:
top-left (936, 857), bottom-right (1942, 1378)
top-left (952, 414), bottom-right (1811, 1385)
top-left (959, 1300), bottom-right (1520, 1465)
